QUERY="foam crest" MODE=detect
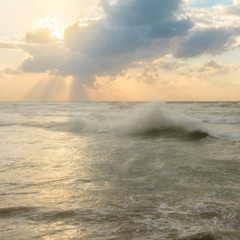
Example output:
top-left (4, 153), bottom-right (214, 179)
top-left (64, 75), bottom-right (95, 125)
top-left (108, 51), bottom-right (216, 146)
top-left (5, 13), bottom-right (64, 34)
top-left (111, 102), bottom-right (209, 137)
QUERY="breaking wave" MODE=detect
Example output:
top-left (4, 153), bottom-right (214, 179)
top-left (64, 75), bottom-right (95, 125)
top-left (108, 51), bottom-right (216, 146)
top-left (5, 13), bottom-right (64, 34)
top-left (45, 102), bottom-right (210, 138)
top-left (111, 102), bottom-right (209, 137)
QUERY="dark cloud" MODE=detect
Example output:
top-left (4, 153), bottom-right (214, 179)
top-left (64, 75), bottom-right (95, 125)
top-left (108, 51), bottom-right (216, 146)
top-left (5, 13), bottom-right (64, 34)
top-left (175, 28), bottom-right (235, 58)
top-left (103, 0), bottom-right (181, 27)
top-left (63, 0), bottom-right (192, 57)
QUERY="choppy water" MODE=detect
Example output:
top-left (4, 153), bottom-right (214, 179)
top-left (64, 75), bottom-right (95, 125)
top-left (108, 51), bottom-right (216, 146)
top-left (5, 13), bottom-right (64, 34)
top-left (0, 101), bottom-right (239, 240)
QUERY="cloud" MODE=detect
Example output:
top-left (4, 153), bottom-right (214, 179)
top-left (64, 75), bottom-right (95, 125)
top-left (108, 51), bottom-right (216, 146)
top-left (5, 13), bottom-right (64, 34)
top-left (103, 0), bottom-right (182, 27)
top-left (64, 0), bottom-right (192, 56)
top-left (198, 59), bottom-right (226, 74)
top-left (201, 59), bottom-right (222, 70)
top-left (25, 28), bottom-right (57, 43)
top-left (25, 16), bottom-right (60, 43)
top-left (175, 28), bottom-right (235, 58)
top-left (0, 42), bottom-right (22, 49)
top-left (20, 0), bottom-right (193, 86)
top-left (197, 59), bottom-right (239, 76)
top-left (158, 60), bottom-right (191, 71)
top-left (2, 67), bottom-right (20, 75)
top-left (223, 0), bottom-right (240, 15)
top-left (17, 0), bottom-right (240, 87)
top-left (21, 44), bottom-right (66, 73)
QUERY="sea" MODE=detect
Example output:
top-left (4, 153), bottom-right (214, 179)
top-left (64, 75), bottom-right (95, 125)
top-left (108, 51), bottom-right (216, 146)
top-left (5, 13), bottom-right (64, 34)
top-left (0, 101), bottom-right (239, 240)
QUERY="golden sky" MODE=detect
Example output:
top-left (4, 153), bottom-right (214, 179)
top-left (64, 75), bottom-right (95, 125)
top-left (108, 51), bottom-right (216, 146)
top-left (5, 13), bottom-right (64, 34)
top-left (1, 0), bottom-right (240, 101)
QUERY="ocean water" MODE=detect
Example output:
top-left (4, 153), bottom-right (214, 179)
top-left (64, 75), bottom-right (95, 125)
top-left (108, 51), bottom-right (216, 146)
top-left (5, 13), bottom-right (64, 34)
top-left (0, 101), bottom-right (239, 240)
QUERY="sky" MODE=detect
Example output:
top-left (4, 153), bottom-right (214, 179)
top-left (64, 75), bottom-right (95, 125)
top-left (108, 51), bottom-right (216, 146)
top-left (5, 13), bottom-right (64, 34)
top-left (0, 0), bottom-right (240, 101)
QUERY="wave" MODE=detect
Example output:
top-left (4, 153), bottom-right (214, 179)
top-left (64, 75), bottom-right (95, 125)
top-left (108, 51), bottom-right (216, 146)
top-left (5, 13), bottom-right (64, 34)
top-left (0, 122), bottom-right (17, 127)
top-left (111, 102), bottom-right (209, 138)
top-left (178, 231), bottom-right (240, 240)
top-left (2, 102), bottom-right (210, 139)
top-left (178, 232), bottom-right (220, 240)
top-left (44, 102), bottom-right (210, 139)
top-left (0, 206), bottom-right (38, 217)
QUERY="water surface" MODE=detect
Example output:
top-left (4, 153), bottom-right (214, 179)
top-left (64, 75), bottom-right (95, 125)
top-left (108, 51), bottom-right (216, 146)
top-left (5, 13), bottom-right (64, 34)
top-left (0, 101), bottom-right (239, 239)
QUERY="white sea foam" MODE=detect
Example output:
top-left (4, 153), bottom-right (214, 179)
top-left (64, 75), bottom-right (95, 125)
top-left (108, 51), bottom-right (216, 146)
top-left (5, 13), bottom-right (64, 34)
top-left (111, 102), bottom-right (209, 136)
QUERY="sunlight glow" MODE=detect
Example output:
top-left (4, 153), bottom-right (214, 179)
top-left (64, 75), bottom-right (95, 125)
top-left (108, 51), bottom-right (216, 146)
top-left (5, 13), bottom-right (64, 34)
top-left (32, 16), bottom-right (63, 39)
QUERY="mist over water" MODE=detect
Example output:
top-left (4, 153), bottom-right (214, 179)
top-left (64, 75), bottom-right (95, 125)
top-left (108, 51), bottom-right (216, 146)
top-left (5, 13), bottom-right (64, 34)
top-left (0, 101), bottom-right (240, 239)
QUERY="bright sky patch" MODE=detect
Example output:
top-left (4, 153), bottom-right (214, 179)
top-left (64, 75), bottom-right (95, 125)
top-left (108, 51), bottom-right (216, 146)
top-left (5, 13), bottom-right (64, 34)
top-left (191, 0), bottom-right (233, 8)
